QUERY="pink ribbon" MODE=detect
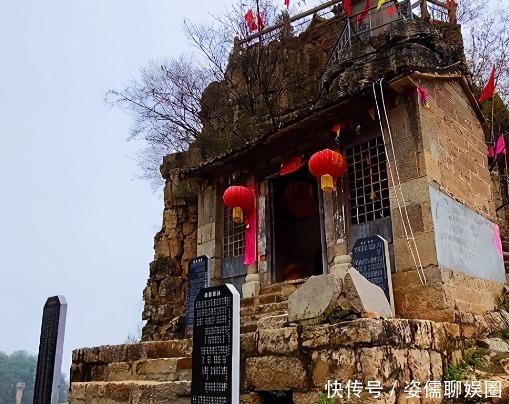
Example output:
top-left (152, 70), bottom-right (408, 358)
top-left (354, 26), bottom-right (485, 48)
top-left (244, 181), bottom-right (257, 265)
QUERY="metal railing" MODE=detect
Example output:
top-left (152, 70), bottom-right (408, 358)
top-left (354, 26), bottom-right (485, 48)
top-left (238, 0), bottom-right (342, 47)
top-left (321, 0), bottom-right (413, 81)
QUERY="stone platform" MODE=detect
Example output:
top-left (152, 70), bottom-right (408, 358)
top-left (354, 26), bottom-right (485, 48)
top-left (69, 312), bottom-right (509, 403)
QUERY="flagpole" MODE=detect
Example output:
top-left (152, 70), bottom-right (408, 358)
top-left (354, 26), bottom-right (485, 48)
top-left (255, 0), bottom-right (261, 32)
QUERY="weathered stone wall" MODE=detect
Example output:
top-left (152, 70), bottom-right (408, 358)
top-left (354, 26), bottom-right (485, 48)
top-left (385, 78), bottom-right (505, 322)
top-left (70, 311), bottom-right (509, 403)
top-left (420, 79), bottom-right (494, 218)
top-left (141, 154), bottom-right (198, 341)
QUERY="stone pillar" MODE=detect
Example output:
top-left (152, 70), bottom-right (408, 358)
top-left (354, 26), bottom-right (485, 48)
top-left (15, 383), bottom-right (25, 404)
top-left (242, 265), bottom-right (261, 298)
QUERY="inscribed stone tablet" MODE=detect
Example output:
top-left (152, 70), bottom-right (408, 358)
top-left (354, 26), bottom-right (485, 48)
top-left (187, 256), bottom-right (210, 329)
top-left (352, 235), bottom-right (394, 312)
top-left (34, 296), bottom-right (67, 404)
top-left (192, 284), bottom-right (240, 404)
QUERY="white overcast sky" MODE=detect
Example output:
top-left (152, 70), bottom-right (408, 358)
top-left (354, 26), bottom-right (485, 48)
top-left (0, 0), bottom-right (322, 377)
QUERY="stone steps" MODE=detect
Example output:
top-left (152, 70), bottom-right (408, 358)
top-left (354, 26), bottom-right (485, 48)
top-left (70, 380), bottom-right (191, 403)
top-left (238, 283), bottom-right (298, 333)
top-left (240, 301), bottom-right (289, 333)
top-left (106, 357), bottom-right (192, 382)
top-left (70, 341), bottom-right (194, 404)
top-left (241, 302), bottom-right (288, 322)
top-left (259, 279), bottom-right (305, 296)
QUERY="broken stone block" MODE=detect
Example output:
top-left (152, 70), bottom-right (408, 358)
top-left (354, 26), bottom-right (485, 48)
top-left (344, 268), bottom-right (393, 318)
top-left (500, 358), bottom-right (509, 375)
top-left (330, 262), bottom-right (351, 278)
top-left (257, 314), bottom-right (288, 330)
top-left (287, 274), bottom-right (342, 322)
top-left (479, 337), bottom-right (509, 353)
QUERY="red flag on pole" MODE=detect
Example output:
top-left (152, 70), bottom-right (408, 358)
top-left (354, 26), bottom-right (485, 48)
top-left (257, 12), bottom-right (265, 30)
top-left (496, 133), bottom-right (506, 155)
top-left (245, 10), bottom-right (258, 32)
top-left (355, 0), bottom-right (370, 23)
top-left (479, 66), bottom-right (497, 103)
top-left (344, 0), bottom-right (352, 16)
top-left (284, 0), bottom-right (290, 6)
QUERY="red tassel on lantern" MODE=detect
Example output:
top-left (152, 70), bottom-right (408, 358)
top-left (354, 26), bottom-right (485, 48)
top-left (223, 186), bottom-right (255, 223)
top-left (308, 149), bottom-right (346, 192)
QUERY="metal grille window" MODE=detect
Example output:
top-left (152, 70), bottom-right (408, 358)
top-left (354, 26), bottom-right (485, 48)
top-left (347, 136), bottom-right (390, 225)
top-left (223, 206), bottom-right (245, 258)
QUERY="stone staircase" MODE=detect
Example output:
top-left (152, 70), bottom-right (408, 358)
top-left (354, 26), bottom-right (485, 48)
top-left (69, 340), bottom-right (193, 404)
top-left (70, 281), bottom-right (304, 403)
top-left (239, 279), bottom-right (304, 333)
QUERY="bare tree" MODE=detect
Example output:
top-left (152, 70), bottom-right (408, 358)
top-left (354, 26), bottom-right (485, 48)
top-left (107, 0), bottom-right (322, 188)
top-left (463, 6), bottom-right (509, 104)
top-left (108, 0), bottom-right (508, 187)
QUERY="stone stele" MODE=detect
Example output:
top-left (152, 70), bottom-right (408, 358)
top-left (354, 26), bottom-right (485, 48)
top-left (287, 274), bottom-right (342, 322)
top-left (344, 267), bottom-right (393, 318)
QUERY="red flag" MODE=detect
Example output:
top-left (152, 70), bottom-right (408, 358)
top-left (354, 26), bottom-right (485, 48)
top-left (496, 134), bottom-right (506, 155)
top-left (284, 0), bottom-right (290, 6)
top-left (417, 85), bottom-right (430, 109)
top-left (257, 12), bottom-right (265, 31)
top-left (355, 0), bottom-right (370, 23)
top-left (479, 66), bottom-right (497, 102)
top-left (386, 4), bottom-right (397, 15)
top-left (344, 0), bottom-right (352, 16)
top-left (245, 10), bottom-right (258, 32)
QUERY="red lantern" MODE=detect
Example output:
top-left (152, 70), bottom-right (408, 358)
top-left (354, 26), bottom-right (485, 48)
top-left (308, 149), bottom-right (346, 192)
top-left (223, 186), bottom-right (254, 223)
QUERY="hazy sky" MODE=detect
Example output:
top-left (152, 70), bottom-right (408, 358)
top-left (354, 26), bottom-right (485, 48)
top-left (0, 0), bottom-right (322, 378)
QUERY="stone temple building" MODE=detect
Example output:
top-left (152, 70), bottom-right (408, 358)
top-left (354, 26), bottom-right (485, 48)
top-left (69, 0), bottom-right (509, 402)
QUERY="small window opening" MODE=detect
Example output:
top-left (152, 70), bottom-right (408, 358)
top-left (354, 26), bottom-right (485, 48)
top-left (223, 206), bottom-right (245, 259)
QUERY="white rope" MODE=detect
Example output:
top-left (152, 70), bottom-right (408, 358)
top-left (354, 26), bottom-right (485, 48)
top-left (372, 79), bottom-right (427, 285)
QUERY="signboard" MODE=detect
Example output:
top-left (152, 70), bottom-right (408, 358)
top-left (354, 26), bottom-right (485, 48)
top-left (191, 284), bottom-right (240, 404)
top-left (352, 235), bottom-right (394, 313)
top-left (430, 186), bottom-right (505, 283)
top-left (34, 296), bottom-right (67, 404)
top-left (186, 256), bottom-right (210, 329)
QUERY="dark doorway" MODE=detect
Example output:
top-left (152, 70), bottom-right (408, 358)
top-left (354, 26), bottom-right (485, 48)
top-left (270, 166), bottom-right (323, 282)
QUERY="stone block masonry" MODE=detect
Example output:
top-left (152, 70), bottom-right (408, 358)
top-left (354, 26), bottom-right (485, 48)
top-left (419, 79), bottom-right (494, 219)
top-left (70, 312), bottom-right (509, 403)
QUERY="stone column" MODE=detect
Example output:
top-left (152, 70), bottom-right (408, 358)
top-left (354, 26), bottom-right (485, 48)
top-left (242, 265), bottom-right (261, 298)
top-left (15, 383), bottom-right (25, 404)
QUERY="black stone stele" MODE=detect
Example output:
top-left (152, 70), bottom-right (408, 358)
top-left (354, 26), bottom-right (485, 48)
top-left (191, 284), bottom-right (240, 404)
top-left (186, 256), bottom-right (210, 329)
top-left (34, 296), bottom-right (67, 404)
top-left (352, 235), bottom-right (392, 303)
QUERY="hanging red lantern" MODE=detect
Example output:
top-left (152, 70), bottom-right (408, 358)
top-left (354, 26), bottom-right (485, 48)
top-left (223, 186), bottom-right (255, 223)
top-left (308, 149), bottom-right (346, 192)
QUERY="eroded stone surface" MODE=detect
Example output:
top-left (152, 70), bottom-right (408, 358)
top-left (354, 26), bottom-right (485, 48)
top-left (287, 274), bottom-right (342, 322)
top-left (344, 268), bottom-right (393, 318)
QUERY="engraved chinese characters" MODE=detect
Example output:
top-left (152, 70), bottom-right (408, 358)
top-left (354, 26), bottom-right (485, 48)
top-left (352, 235), bottom-right (394, 313)
top-left (187, 256), bottom-right (210, 329)
top-left (191, 284), bottom-right (240, 404)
